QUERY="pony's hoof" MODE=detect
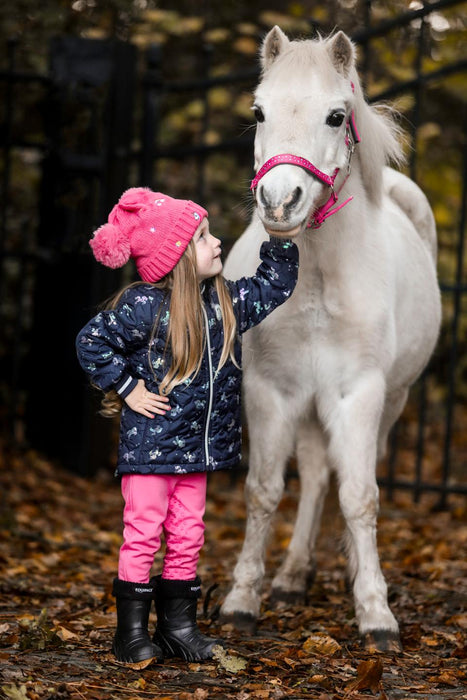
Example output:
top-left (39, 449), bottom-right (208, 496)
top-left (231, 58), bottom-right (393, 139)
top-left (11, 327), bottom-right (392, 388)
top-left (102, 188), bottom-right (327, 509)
top-left (270, 587), bottom-right (306, 606)
top-left (219, 610), bottom-right (257, 634)
top-left (362, 629), bottom-right (403, 653)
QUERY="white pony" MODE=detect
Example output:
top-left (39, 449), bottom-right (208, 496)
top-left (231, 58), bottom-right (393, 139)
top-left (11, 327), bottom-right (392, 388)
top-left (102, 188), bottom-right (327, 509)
top-left (221, 27), bottom-right (441, 651)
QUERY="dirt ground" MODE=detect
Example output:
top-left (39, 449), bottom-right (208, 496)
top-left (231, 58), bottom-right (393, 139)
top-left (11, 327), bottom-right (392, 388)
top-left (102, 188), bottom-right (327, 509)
top-left (0, 445), bottom-right (466, 699)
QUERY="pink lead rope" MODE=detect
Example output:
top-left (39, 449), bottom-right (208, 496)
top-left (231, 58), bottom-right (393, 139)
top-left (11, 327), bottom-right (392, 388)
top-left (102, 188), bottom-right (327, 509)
top-left (250, 86), bottom-right (361, 229)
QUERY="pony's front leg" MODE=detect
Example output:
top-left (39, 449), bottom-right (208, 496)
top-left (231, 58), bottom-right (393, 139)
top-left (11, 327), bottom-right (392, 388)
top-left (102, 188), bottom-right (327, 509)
top-left (220, 377), bottom-right (295, 633)
top-left (271, 417), bottom-right (330, 603)
top-left (327, 370), bottom-right (402, 652)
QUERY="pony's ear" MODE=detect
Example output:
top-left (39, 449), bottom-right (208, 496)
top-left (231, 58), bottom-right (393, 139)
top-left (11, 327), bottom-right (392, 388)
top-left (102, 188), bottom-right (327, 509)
top-left (261, 26), bottom-right (289, 71)
top-left (327, 31), bottom-right (355, 77)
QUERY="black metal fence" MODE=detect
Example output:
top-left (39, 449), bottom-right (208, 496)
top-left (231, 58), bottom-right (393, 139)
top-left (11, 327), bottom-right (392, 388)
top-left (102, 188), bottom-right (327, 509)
top-left (0, 1), bottom-right (465, 505)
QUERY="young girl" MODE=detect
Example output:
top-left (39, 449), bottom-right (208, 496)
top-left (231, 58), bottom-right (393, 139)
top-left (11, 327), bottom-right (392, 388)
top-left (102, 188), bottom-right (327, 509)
top-left (76, 187), bottom-right (299, 669)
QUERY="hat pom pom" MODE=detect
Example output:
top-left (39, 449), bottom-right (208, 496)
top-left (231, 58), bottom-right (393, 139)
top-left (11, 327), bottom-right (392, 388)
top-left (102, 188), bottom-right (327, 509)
top-left (89, 223), bottom-right (131, 268)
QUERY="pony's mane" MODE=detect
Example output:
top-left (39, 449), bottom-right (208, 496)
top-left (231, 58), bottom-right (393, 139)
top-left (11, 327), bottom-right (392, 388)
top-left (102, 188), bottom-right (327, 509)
top-left (259, 33), bottom-right (405, 204)
top-left (348, 62), bottom-right (405, 203)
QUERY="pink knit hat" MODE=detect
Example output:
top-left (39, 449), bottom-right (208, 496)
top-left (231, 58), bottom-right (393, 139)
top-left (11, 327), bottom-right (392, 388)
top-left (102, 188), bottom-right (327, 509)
top-left (89, 187), bottom-right (208, 282)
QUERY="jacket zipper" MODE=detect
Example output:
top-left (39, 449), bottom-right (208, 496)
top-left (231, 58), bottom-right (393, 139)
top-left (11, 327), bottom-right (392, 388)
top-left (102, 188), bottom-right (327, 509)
top-left (202, 306), bottom-right (214, 469)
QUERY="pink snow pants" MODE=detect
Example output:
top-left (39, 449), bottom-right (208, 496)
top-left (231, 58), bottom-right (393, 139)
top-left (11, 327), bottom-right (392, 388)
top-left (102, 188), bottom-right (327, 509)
top-left (118, 473), bottom-right (207, 584)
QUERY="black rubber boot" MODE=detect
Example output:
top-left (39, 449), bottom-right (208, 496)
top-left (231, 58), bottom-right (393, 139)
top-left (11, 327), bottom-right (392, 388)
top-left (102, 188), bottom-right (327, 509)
top-left (112, 578), bottom-right (163, 668)
top-left (153, 576), bottom-right (221, 661)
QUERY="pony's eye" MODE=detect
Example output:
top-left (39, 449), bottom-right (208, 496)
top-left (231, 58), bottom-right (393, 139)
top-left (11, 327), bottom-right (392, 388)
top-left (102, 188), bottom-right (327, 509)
top-left (326, 111), bottom-right (345, 127)
top-left (253, 106), bottom-right (265, 123)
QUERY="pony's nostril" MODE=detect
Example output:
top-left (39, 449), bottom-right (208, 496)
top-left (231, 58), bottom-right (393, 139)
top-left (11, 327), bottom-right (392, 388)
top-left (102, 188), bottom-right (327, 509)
top-left (288, 187), bottom-right (302, 209)
top-left (259, 185), bottom-right (269, 208)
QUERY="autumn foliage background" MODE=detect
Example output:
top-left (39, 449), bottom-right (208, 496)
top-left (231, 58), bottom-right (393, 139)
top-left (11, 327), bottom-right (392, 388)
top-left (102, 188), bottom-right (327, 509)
top-left (0, 1), bottom-right (466, 698)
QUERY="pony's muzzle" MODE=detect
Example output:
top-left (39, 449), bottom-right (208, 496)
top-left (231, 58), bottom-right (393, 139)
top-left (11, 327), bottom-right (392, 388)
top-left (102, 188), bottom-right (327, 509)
top-left (258, 184), bottom-right (304, 224)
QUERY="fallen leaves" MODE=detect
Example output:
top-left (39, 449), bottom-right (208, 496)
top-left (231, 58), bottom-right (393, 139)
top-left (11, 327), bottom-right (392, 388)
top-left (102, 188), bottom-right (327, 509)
top-left (2, 685), bottom-right (30, 700)
top-left (18, 609), bottom-right (62, 651)
top-left (345, 658), bottom-right (383, 694)
top-left (427, 669), bottom-right (464, 687)
top-left (0, 445), bottom-right (466, 699)
top-left (212, 645), bottom-right (248, 673)
top-left (302, 633), bottom-right (342, 656)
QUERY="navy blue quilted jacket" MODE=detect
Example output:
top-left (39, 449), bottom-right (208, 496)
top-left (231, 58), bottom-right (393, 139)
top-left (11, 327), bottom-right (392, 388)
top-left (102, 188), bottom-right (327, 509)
top-left (76, 238), bottom-right (298, 475)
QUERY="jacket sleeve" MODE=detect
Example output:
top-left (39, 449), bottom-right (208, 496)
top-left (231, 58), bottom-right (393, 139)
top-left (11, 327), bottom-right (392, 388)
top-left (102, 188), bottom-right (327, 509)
top-left (226, 237), bottom-right (299, 333)
top-left (75, 287), bottom-right (161, 399)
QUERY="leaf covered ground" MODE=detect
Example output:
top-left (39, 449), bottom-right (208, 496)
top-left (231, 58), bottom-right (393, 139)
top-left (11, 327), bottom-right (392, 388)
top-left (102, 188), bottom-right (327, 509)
top-left (0, 444), bottom-right (466, 699)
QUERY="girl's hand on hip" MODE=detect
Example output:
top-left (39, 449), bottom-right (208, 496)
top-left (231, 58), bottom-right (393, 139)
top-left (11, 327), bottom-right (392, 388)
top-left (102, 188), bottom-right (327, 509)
top-left (124, 379), bottom-right (170, 418)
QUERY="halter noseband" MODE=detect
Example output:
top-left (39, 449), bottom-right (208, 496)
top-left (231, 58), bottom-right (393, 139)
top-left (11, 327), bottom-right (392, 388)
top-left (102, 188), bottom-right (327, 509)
top-left (250, 88), bottom-right (361, 229)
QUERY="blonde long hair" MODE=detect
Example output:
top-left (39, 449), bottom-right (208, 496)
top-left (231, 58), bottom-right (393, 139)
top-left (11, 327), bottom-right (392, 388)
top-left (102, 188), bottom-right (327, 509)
top-left (100, 238), bottom-right (237, 418)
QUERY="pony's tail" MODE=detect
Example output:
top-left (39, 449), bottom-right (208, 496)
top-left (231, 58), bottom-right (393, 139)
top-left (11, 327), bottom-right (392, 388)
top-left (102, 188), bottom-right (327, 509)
top-left (99, 389), bottom-right (123, 418)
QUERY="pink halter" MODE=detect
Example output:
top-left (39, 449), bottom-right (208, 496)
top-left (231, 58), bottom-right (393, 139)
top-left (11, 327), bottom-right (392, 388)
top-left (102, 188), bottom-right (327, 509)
top-left (250, 95), bottom-right (361, 229)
